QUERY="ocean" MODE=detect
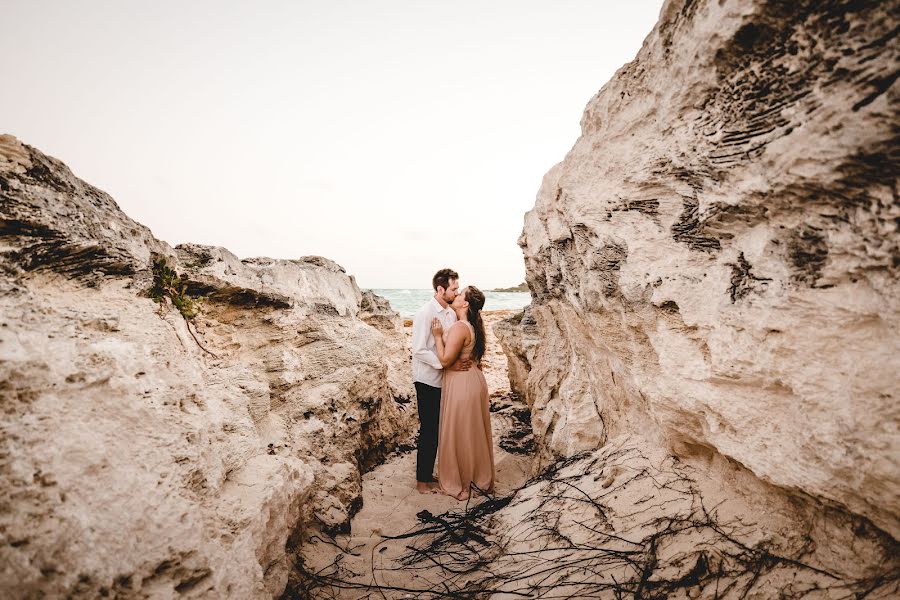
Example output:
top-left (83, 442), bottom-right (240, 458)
top-left (370, 289), bottom-right (532, 319)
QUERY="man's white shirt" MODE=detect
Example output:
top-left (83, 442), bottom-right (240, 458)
top-left (412, 297), bottom-right (457, 387)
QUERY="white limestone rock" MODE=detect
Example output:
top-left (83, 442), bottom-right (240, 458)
top-left (0, 136), bottom-right (414, 598)
top-left (514, 0), bottom-right (899, 544)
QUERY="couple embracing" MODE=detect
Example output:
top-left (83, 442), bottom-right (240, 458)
top-left (411, 268), bottom-right (495, 500)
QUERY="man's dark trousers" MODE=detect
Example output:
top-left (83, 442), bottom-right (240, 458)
top-left (415, 381), bottom-right (441, 482)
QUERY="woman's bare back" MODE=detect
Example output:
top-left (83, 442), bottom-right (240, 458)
top-left (446, 321), bottom-right (475, 370)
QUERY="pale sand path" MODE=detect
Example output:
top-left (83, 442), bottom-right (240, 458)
top-left (300, 310), bottom-right (532, 598)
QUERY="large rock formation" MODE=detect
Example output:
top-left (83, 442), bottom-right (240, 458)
top-left (510, 0), bottom-right (898, 553)
top-left (0, 134), bottom-right (414, 598)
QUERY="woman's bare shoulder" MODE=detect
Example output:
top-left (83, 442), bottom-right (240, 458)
top-left (449, 321), bottom-right (473, 339)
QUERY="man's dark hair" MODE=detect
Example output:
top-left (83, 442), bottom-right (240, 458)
top-left (432, 268), bottom-right (459, 291)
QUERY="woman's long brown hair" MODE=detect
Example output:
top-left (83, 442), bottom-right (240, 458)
top-left (465, 286), bottom-right (486, 362)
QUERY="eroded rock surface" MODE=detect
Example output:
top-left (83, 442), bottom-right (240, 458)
top-left (0, 134), bottom-right (414, 598)
top-left (492, 306), bottom-right (539, 401)
top-left (493, 0), bottom-right (899, 589)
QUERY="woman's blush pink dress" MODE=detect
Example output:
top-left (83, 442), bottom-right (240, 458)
top-left (437, 321), bottom-right (495, 499)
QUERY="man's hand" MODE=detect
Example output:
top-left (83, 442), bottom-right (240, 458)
top-left (451, 357), bottom-right (473, 371)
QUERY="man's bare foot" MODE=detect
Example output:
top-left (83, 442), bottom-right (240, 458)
top-left (416, 481), bottom-right (440, 494)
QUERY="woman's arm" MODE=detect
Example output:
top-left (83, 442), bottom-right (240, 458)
top-left (431, 320), bottom-right (468, 368)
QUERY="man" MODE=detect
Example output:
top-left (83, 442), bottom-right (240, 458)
top-left (411, 268), bottom-right (469, 493)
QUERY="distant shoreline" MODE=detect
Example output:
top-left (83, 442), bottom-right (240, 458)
top-left (488, 283), bottom-right (529, 293)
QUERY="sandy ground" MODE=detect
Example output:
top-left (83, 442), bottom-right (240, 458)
top-left (292, 311), bottom-right (893, 599)
top-left (299, 310), bottom-right (532, 598)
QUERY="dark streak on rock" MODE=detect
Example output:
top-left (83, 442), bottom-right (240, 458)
top-left (659, 300), bottom-right (680, 314)
top-left (704, 203), bottom-right (769, 234)
top-left (0, 217), bottom-right (60, 239)
top-left (24, 161), bottom-right (74, 194)
top-left (4, 237), bottom-right (136, 283)
top-left (727, 252), bottom-right (772, 302)
top-left (174, 569), bottom-right (212, 593)
top-left (175, 244), bottom-right (216, 269)
top-left (183, 281), bottom-right (293, 309)
top-left (526, 270), bottom-right (551, 303)
top-left (852, 68), bottom-right (900, 111)
top-left (789, 227), bottom-right (829, 286)
top-left (593, 242), bottom-right (628, 297)
top-left (671, 196), bottom-right (721, 252)
top-left (625, 198), bottom-right (660, 216)
top-left (314, 302), bottom-right (340, 316)
top-left (693, 0), bottom-right (897, 171)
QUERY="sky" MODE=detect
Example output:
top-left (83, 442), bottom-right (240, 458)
top-left (2, 1), bottom-right (664, 289)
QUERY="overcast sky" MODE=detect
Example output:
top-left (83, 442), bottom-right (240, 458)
top-left (2, 1), bottom-right (663, 289)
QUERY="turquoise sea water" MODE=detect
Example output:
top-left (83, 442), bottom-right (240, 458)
top-left (371, 289), bottom-right (532, 319)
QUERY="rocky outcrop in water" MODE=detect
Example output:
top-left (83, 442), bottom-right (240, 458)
top-left (0, 134), bottom-right (414, 598)
top-left (499, 0), bottom-right (898, 589)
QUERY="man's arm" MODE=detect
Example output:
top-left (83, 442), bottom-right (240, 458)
top-left (412, 310), bottom-right (443, 370)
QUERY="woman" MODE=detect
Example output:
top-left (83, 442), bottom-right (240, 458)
top-left (431, 286), bottom-right (495, 500)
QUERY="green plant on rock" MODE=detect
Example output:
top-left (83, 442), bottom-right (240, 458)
top-left (150, 257), bottom-right (198, 319)
top-left (149, 256), bottom-right (217, 357)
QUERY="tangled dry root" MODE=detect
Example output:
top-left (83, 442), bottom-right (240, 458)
top-left (288, 442), bottom-right (899, 599)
